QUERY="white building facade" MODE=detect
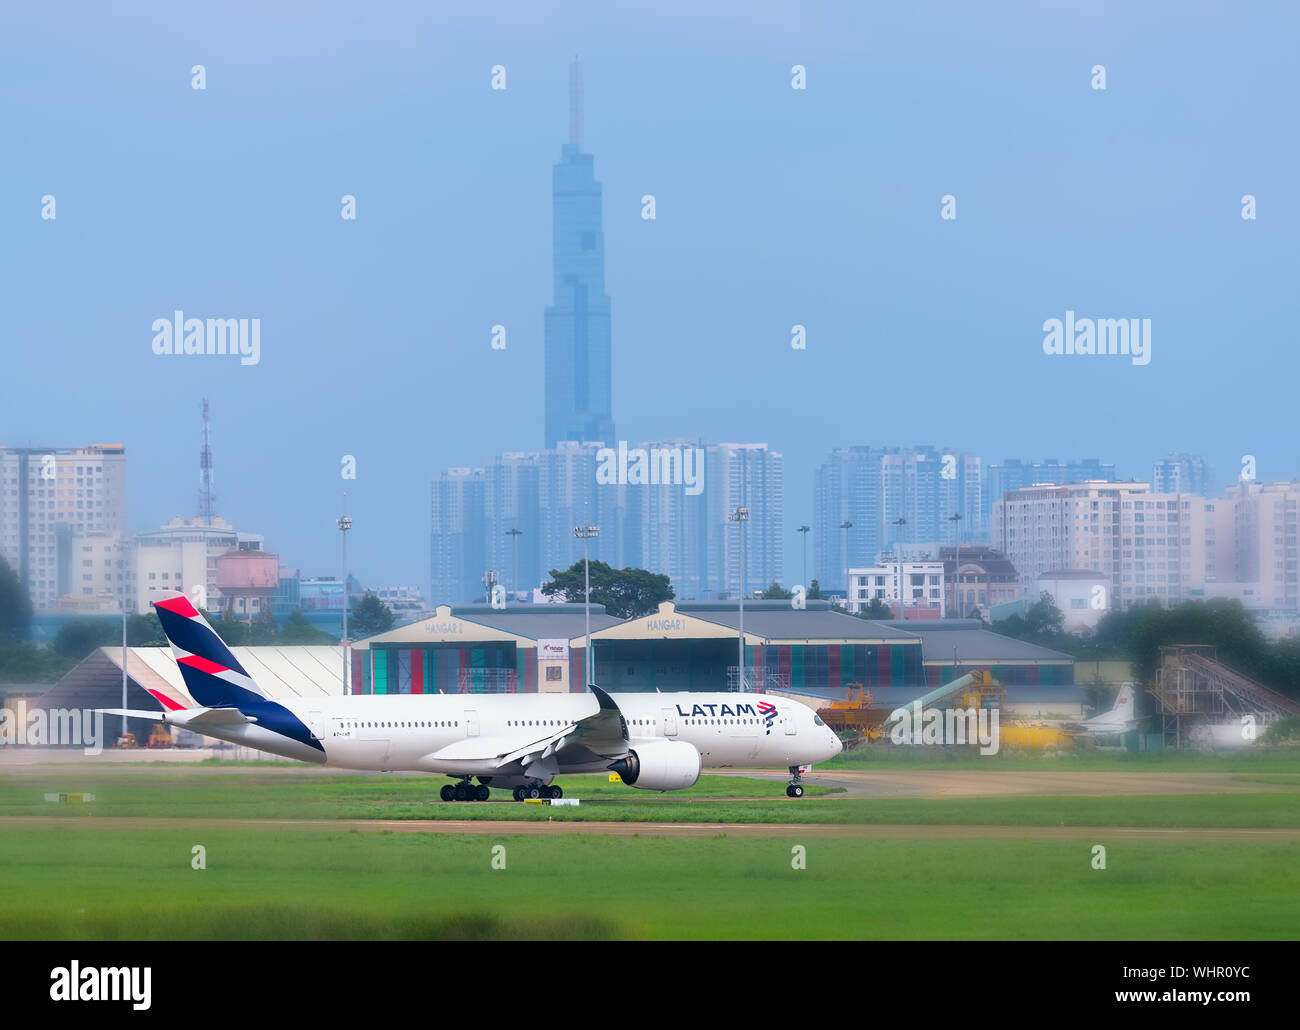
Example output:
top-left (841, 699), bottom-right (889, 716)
top-left (847, 559), bottom-right (946, 617)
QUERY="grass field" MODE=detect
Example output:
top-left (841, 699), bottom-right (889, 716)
top-left (3, 762), bottom-right (1297, 939)
top-left (1, 826), bottom-right (1296, 939)
top-left (4, 768), bottom-right (1300, 825)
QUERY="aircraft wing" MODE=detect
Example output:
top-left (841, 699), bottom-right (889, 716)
top-left (428, 684), bottom-right (630, 773)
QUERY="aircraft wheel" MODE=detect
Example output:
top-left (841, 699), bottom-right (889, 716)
top-left (453, 782), bottom-right (469, 802)
top-left (790, 784), bottom-right (804, 798)
top-left (440, 784), bottom-right (455, 802)
top-left (526, 785), bottom-right (542, 800)
top-left (549, 785), bottom-right (563, 800)
top-left (476, 784), bottom-right (490, 802)
top-left (513, 786), bottom-right (526, 802)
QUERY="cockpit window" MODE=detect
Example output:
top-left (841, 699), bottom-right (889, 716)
top-left (814, 715), bottom-right (826, 726)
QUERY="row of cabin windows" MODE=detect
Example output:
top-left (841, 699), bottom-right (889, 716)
top-left (685, 718), bottom-right (765, 726)
top-left (345, 721), bottom-right (459, 729)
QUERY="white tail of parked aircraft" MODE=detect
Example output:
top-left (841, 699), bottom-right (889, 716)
top-left (98, 594), bottom-right (842, 800)
top-left (1068, 683), bottom-right (1139, 736)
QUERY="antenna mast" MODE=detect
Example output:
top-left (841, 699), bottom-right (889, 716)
top-left (198, 398), bottom-right (215, 523)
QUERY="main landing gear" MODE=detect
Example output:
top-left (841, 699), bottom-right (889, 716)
top-left (785, 765), bottom-right (805, 799)
top-left (440, 778), bottom-right (491, 802)
top-left (513, 783), bottom-right (563, 802)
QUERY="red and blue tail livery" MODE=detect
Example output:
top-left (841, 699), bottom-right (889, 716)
top-left (152, 594), bottom-right (325, 758)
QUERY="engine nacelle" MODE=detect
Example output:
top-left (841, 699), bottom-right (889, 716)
top-left (609, 740), bottom-right (701, 791)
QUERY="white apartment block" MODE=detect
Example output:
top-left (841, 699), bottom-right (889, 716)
top-left (848, 559), bottom-right (946, 616)
top-left (1200, 481), bottom-right (1300, 613)
top-left (0, 444), bottom-right (128, 611)
top-left (994, 481), bottom-right (1209, 611)
top-left (134, 516), bottom-right (265, 613)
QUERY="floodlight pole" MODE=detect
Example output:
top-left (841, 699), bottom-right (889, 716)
top-left (338, 498), bottom-right (353, 696)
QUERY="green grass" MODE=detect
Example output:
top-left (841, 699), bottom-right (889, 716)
top-left (825, 745), bottom-right (1300, 772)
top-left (4, 768), bottom-right (1300, 827)
top-left (1, 826), bottom-right (1296, 940)
top-left (0, 770), bottom-right (831, 822)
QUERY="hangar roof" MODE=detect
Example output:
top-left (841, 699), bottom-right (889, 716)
top-left (676, 601), bottom-right (917, 643)
top-left (870, 620), bottom-right (1074, 663)
top-left (356, 603), bottom-right (622, 648)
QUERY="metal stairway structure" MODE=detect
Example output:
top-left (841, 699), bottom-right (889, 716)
top-left (1153, 644), bottom-right (1300, 746)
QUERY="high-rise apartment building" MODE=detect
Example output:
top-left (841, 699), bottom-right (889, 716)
top-left (814, 446), bottom-right (983, 593)
top-left (1152, 453), bottom-right (1212, 497)
top-left (0, 443), bottom-right (128, 611)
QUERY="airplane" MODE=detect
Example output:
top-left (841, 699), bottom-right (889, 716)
top-left (100, 594), bottom-right (843, 800)
top-left (1064, 683), bottom-right (1140, 736)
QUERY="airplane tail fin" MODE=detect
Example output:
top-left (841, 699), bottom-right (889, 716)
top-left (1112, 683), bottom-right (1135, 715)
top-left (153, 594), bottom-right (267, 709)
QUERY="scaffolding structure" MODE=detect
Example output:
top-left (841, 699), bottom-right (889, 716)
top-left (1152, 644), bottom-right (1300, 747)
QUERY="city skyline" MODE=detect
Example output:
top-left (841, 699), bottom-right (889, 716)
top-left (4, 3), bottom-right (1298, 589)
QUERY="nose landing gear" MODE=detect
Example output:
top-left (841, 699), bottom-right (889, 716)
top-left (785, 765), bottom-right (806, 799)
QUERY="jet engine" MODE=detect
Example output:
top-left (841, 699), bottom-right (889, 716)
top-left (609, 740), bottom-right (701, 791)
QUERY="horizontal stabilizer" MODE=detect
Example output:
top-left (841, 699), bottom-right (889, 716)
top-left (95, 708), bottom-right (169, 721)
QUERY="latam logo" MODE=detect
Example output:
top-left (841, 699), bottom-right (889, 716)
top-left (674, 700), bottom-right (779, 736)
top-left (675, 702), bottom-right (758, 718)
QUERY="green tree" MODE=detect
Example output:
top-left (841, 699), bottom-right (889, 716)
top-left (350, 593), bottom-right (395, 638)
top-left (1026, 592), bottom-right (1066, 637)
top-left (541, 561), bottom-right (674, 619)
top-left (278, 608), bottom-right (336, 645)
top-left (0, 642), bottom-right (78, 683)
top-left (0, 555), bottom-right (32, 643)
top-left (214, 608), bottom-right (248, 646)
top-left (760, 581), bottom-right (792, 599)
top-left (246, 605), bottom-right (279, 645)
top-left (126, 611), bottom-right (168, 647)
top-left (52, 619), bottom-right (119, 661)
top-left (807, 579), bottom-right (824, 600)
top-left (856, 597), bottom-right (894, 620)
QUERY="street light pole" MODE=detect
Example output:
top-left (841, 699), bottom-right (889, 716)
top-left (505, 528), bottom-right (522, 601)
top-left (839, 520), bottom-right (852, 609)
top-left (573, 525), bottom-right (599, 685)
top-left (729, 507), bottom-right (749, 689)
top-left (337, 498), bottom-right (353, 696)
top-left (119, 538), bottom-right (129, 745)
top-left (797, 524), bottom-right (810, 590)
top-left (948, 512), bottom-right (963, 619)
top-left (893, 515), bottom-right (907, 620)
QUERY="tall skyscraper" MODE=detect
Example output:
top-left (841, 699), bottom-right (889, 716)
top-left (0, 443), bottom-right (128, 611)
top-left (544, 59), bottom-right (614, 448)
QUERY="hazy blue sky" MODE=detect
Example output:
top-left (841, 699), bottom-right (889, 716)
top-left (2, 1), bottom-right (1297, 587)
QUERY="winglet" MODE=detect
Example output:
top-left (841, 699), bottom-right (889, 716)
top-left (589, 683), bottom-right (618, 710)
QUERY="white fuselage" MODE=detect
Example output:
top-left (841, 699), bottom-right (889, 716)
top-left (186, 691), bottom-right (842, 780)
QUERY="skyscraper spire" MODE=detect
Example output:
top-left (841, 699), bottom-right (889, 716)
top-left (569, 56), bottom-right (583, 150)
